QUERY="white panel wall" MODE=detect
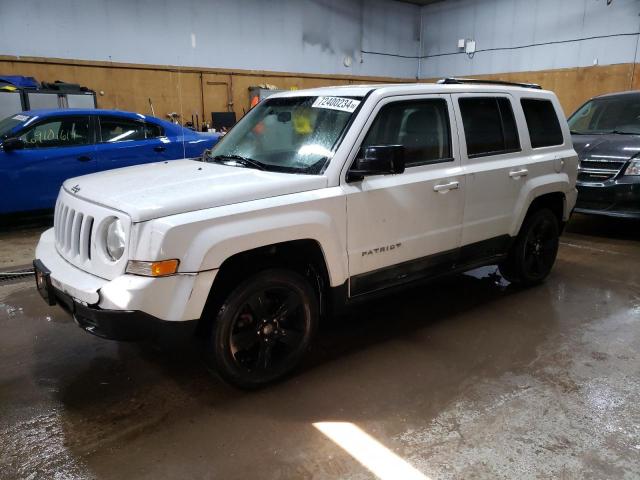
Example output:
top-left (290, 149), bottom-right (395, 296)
top-left (0, 0), bottom-right (421, 79)
top-left (419, 0), bottom-right (640, 78)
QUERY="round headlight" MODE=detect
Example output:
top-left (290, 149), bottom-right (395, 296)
top-left (105, 218), bottom-right (125, 261)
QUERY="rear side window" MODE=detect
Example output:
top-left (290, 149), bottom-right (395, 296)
top-left (363, 99), bottom-right (452, 166)
top-left (144, 122), bottom-right (164, 138)
top-left (521, 99), bottom-right (564, 148)
top-left (100, 117), bottom-right (147, 142)
top-left (459, 97), bottom-right (520, 157)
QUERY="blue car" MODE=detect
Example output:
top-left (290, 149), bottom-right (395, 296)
top-left (0, 109), bottom-right (219, 215)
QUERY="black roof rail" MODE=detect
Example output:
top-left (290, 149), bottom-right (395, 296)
top-left (437, 77), bottom-right (542, 90)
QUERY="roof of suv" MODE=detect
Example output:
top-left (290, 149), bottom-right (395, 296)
top-left (271, 82), bottom-right (553, 99)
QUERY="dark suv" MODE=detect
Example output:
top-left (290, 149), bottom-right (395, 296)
top-left (568, 91), bottom-right (640, 218)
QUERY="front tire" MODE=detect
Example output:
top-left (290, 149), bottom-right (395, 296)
top-left (206, 268), bottom-right (318, 389)
top-left (499, 208), bottom-right (560, 286)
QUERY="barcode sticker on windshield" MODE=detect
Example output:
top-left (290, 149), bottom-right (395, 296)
top-left (312, 97), bottom-right (360, 113)
top-left (12, 114), bottom-right (29, 122)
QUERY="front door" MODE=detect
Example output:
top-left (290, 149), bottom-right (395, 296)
top-left (2, 115), bottom-right (96, 214)
top-left (343, 95), bottom-right (465, 297)
top-left (95, 116), bottom-right (171, 169)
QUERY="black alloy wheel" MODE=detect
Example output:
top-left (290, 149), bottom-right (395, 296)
top-left (500, 208), bottom-right (560, 286)
top-left (522, 213), bottom-right (558, 279)
top-left (208, 269), bottom-right (318, 389)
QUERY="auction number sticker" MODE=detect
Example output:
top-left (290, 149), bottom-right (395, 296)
top-left (312, 97), bottom-right (360, 113)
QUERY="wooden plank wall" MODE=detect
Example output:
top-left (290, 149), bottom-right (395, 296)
top-left (2, 56), bottom-right (639, 122)
top-left (424, 64), bottom-right (640, 117)
top-left (0, 56), bottom-right (404, 125)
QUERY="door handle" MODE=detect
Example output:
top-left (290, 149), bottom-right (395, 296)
top-left (433, 181), bottom-right (459, 193)
top-left (154, 146), bottom-right (166, 152)
top-left (77, 156), bottom-right (92, 162)
top-left (509, 168), bottom-right (528, 178)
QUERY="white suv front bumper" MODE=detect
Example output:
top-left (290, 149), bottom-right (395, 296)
top-left (35, 228), bottom-right (217, 329)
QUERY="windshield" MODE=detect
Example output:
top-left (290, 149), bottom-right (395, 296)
top-left (0, 114), bottom-right (28, 140)
top-left (206, 95), bottom-right (361, 174)
top-left (568, 96), bottom-right (640, 135)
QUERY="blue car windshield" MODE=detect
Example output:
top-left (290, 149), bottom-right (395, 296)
top-left (0, 114), bottom-right (28, 139)
top-left (206, 96), bottom-right (361, 174)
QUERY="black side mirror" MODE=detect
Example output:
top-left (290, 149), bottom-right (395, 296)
top-left (2, 137), bottom-right (25, 152)
top-left (348, 145), bottom-right (405, 181)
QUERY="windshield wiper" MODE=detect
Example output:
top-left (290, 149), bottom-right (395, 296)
top-left (611, 129), bottom-right (639, 135)
top-left (570, 130), bottom-right (585, 135)
top-left (210, 154), bottom-right (266, 170)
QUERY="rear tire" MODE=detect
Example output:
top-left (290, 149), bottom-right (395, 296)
top-left (499, 208), bottom-right (560, 286)
top-left (205, 268), bottom-right (318, 389)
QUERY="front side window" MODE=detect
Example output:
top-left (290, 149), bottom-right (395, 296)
top-left (18, 116), bottom-right (90, 148)
top-left (521, 99), bottom-right (563, 148)
top-left (0, 113), bottom-right (28, 139)
top-left (568, 95), bottom-right (640, 135)
top-left (362, 99), bottom-right (452, 166)
top-left (100, 117), bottom-right (147, 142)
top-left (459, 97), bottom-right (520, 157)
top-left (207, 95), bottom-right (360, 174)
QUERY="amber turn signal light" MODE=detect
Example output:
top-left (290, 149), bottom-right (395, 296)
top-left (126, 259), bottom-right (180, 277)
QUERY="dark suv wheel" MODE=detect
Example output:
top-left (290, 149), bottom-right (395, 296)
top-left (499, 208), bottom-right (560, 286)
top-left (206, 268), bottom-right (319, 389)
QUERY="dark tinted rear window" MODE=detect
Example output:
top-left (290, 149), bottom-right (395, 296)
top-left (459, 97), bottom-right (520, 157)
top-left (498, 98), bottom-right (520, 151)
top-left (145, 122), bottom-right (164, 138)
top-left (521, 99), bottom-right (563, 148)
top-left (100, 117), bottom-right (146, 142)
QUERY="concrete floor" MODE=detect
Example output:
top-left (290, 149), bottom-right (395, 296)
top-left (0, 225), bottom-right (46, 270)
top-left (0, 214), bottom-right (639, 479)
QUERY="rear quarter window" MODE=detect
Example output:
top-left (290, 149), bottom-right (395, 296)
top-left (521, 98), bottom-right (564, 148)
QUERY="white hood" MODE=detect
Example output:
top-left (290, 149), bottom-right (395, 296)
top-left (63, 159), bottom-right (327, 222)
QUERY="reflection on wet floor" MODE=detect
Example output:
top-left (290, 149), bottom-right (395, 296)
top-left (0, 214), bottom-right (639, 479)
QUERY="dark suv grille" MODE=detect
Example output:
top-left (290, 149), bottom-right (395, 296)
top-left (578, 157), bottom-right (627, 182)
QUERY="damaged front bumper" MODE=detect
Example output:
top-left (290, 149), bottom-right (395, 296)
top-left (34, 228), bottom-right (216, 340)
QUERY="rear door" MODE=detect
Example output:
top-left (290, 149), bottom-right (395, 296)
top-left (2, 115), bottom-right (96, 213)
top-left (95, 116), bottom-right (171, 170)
top-left (141, 121), bottom-right (180, 160)
top-left (343, 94), bottom-right (465, 296)
top-left (452, 94), bottom-right (526, 256)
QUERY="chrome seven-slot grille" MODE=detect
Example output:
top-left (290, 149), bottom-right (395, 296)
top-left (578, 155), bottom-right (627, 182)
top-left (54, 199), bottom-right (94, 262)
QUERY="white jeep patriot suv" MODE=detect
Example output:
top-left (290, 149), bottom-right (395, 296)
top-left (34, 79), bottom-right (578, 388)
